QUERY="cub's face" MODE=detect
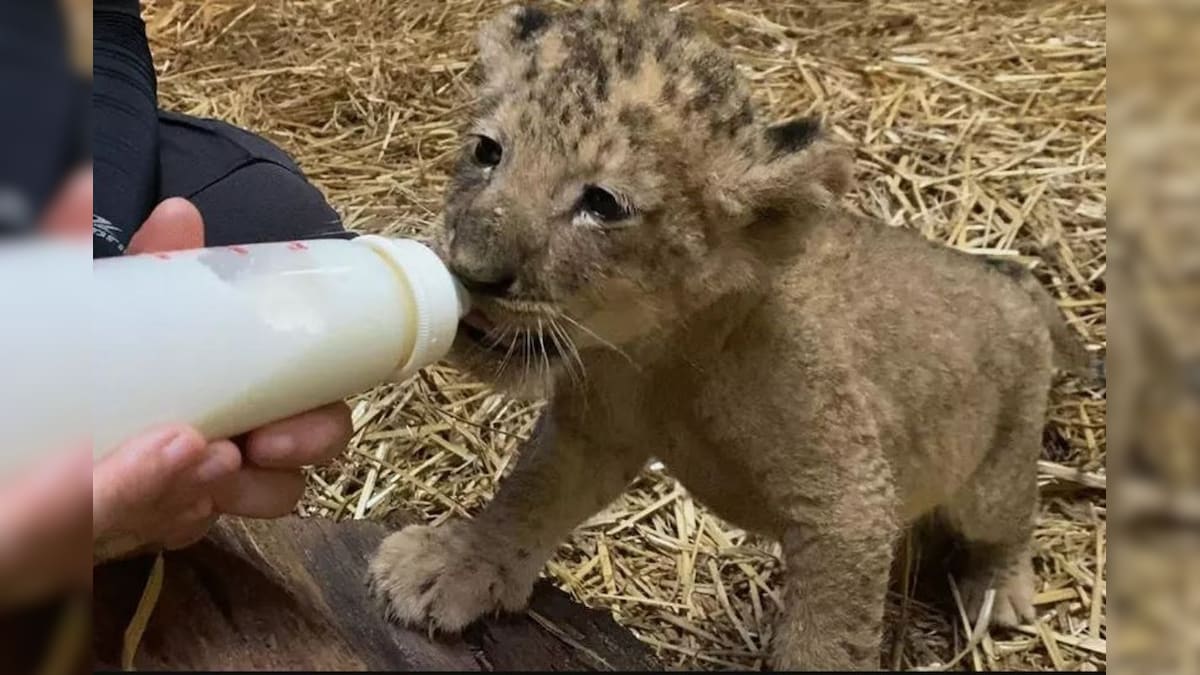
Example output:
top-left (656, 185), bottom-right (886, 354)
top-left (442, 1), bottom-right (850, 394)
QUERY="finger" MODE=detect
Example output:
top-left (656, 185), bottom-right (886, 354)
top-left (243, 402), bottom-right (352, 469)
top-left (92, 426), bottom-right (208, 533)
top-left (155, 439), bottom-right (242, 514)
top-left (126, 197), bottom-right (205, 254)
top-left (212, 467), bottom-right (306, 519)
top-left (193, 440), bottom-right (243, 485)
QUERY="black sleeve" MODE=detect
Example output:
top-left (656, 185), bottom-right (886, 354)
top-left (0, 2), bottom-right (85, 236)
top-left (93, 0), bottom-right (159, 257)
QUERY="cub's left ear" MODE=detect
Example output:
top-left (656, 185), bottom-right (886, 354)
top-left (477, 4), bottom-right (554, 80)
top-left (715, 116), bottom-right (854, 222)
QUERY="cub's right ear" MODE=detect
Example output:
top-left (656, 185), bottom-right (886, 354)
top-left (477, 4), bottom-right (554, 79)
top-left (765, 117), bottom-right (823, 156)
top-left (712, 117), bottom-right (854, 224)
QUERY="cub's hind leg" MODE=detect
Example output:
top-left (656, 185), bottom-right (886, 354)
top-left (941, 381), bottom-right (1051, 628)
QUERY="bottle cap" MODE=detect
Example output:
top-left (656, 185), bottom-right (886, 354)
top-left (356, 236), bottom-right (469, 382)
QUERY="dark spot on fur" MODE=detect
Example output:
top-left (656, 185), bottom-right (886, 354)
top-left (675, 17), bottom-right (695, 39)
top-left (562, 27), bottom-right (607, 87)
top-left (767, 116), bottom-right (822, 154)
top-left (661, 79), bottom-right (678, 104)
top-left (616, 44), bottom-right (631, 72)
top-left (617, 27), bottom-right (645, 76)
top-left (708, 116), bottom-right (727, 138)
top-left (514, 6), bottom-right (551, 42)
top-left (595, 63), bottom-right (610, 100)
top-left (584, 3), bottom-right (606, 22)
top-left (618, 104), bottom-right (653, 133)
top-left (655, 37), bottom-right (672, 62)
top-left (516, 548), bottom-right (530, 560)
top-left (523, 56), bottom-right (539, 82)
top-left (687, 52), bottom-right (731, 113)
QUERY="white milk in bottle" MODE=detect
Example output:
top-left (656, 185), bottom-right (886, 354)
top-left (91, 236), bottom-right (467, 459)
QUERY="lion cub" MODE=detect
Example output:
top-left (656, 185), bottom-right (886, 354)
top-left (369, 1), bottom-right (1090, 669)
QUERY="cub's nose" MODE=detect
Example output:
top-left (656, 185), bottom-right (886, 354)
top-left (449, 259), bottom-right (517, 298)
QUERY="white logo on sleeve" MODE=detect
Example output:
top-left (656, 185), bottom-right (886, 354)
top-left (93, 215), bottom-right (126, 253)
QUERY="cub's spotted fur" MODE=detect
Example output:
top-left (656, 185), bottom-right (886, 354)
top-left (369, 1), bottom-right (1088, 668)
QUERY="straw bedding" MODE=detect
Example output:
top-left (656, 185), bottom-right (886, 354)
top-left (146, 1), bottom-right (1107, 669)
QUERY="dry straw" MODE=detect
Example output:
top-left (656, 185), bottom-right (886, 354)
top-left (146, 1), bottom-right (1106, 669)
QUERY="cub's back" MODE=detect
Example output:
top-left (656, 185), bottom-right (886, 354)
top-left (776, 212), bottom-right (1052, 384)
top-left (770, 213), bottom-right (1054, 513)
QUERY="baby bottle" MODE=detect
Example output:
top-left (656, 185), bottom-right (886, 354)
top-left (91, 236), bottom-right (468, 459)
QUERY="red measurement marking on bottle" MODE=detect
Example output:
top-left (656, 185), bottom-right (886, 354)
top-left (154, 253), bottom-right (172, 260)
top-left (287, 241), bottom-right (309, 251)
top-left (228, 245), bottom-right (250, 256)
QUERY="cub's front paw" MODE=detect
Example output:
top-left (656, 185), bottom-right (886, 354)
top-left (368, 522), bottom-right (533, 632)
top-left (962, 553), bottom-right (1036, 628)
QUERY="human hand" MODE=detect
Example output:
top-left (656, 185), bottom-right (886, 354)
top-left (90, 183), bottom-right (354, 561)
top-left (0, 170), bottom-right (354, 611)
top-left (93, 401), bottom-right (351, 562)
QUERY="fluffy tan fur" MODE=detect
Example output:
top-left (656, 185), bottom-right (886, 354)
top-left (369, 1), bottom-right (1090, 668)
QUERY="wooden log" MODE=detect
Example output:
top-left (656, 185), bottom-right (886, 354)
top-left (91, 516), bottom-right (658, 671)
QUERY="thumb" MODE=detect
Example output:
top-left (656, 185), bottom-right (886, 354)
top-left (127, 198), bottom-right (205, 255)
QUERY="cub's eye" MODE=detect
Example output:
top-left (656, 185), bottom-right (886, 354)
top-left (473, 136), bottom-right (503, 167)
top-left (581, 185), bottom-right (630, 222)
